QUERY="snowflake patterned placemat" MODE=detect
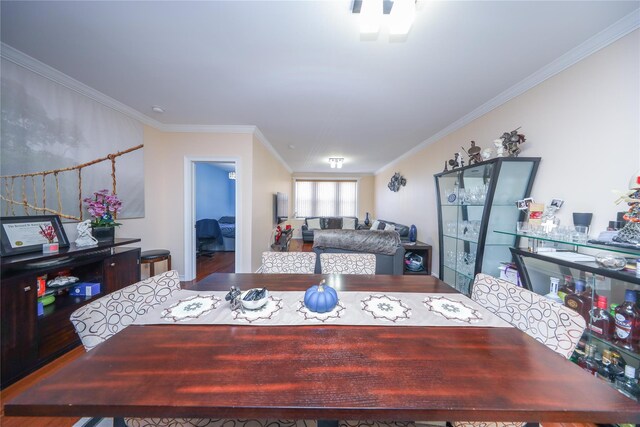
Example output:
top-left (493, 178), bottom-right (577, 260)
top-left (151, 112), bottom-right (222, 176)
top-left (133, 290), bottom-right (512, 328)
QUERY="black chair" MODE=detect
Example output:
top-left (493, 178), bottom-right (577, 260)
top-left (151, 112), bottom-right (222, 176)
top-left (195, 219), bottom-right (221, 258)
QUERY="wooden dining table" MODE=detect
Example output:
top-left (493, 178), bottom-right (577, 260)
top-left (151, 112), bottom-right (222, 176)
top-left (5, 273), bottom-right (640, 423)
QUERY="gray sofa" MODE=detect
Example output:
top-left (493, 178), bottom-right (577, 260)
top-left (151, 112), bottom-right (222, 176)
top-left (301, 216), bottom-right (364, 243)
top-left (312, 229), bottom-right (405, 275)
top-left (370, 219), bottom-right (410, 241)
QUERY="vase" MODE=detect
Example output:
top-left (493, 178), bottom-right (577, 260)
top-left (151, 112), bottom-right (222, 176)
top-left (364, 212), bottom-right (371, 227)
top-left (409, 224), bottom-right (417, 242)
top-left (572, 212), bottom-right (593, 227)
top-left (91, 226), bottom-right (115, 243)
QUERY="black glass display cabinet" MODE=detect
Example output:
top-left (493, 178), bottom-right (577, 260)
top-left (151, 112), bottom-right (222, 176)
top-left (434, 157), bottom-right (540, 295)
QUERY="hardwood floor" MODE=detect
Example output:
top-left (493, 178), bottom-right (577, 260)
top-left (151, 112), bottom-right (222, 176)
top-left (196, 251), bottom-right (235, 281)
top-left (289, 239), bottom-right (313, 252)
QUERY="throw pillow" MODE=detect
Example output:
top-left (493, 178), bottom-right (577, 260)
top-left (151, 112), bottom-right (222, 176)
top-left (384, 223), bottom-right (395, 231)
top-left (371, 220), bottom-right (380, 230)
top-left (307, 218), bottom-right (321, 230)
top-left (342, 218), bottom-right (356, 230)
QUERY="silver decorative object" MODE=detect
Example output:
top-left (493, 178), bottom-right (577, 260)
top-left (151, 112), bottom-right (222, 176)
top-left (225, 286), bottom-right (244, 312)
top-left (75, 219), bottom-right (98, 247)
top-left (388, 172), bottom-right (407, 192)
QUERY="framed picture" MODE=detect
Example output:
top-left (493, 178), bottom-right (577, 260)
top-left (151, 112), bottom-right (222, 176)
top-left (0, 215), bottom-right (70, 256)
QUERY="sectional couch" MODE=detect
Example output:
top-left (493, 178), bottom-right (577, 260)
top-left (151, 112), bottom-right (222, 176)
top-left (301, 216), bottom-right (363, 243)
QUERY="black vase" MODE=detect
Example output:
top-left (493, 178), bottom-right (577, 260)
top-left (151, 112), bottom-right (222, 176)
top-left (91, 226), bottom-right (115, 243)
top-left (364, 212), bottom-right (371, 227)
top-left (409, 224), bottom-right (417, 242)
top-left (572, 212), bottom-right (593, 227)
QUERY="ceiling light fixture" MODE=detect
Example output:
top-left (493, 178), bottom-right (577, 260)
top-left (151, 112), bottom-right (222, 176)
top-left (358, 0), bottom-right (383, 34)
top-left (151, 105), bottom-right (164, 113)
top-left (329, 158), bottom-right (344, 169)
top-left (352, 0), bottom-right (416, 36)
top-left (389, 0), bottom-right (416, 35)
top-left (228, 171), bottom-right (236, 180)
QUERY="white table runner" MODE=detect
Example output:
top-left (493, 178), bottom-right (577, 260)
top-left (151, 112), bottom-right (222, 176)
top-left (133, 290), bottom-right (512, 328)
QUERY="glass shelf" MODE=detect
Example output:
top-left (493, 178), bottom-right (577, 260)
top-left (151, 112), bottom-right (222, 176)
top-left (443, 233), bottom-right (478, 244)
top-left (495, 230), bottom-right (640, 257)
top-left (589, 334), bottom-right (640, 365)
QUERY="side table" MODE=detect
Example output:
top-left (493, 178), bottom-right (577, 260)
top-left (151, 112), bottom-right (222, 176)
top-left (402, 241), bottom-right (432, 275)
top-left (271, 228), bottom-right (293, 252)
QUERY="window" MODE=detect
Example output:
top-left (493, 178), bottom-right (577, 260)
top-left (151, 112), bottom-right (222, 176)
top-left (295, 180), bottom-right (357, 217)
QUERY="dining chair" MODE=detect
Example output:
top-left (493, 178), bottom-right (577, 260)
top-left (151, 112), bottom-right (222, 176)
top-left (70, 269), bottom-right (182, 351)
top-left (261, 251), bottom-right (317, 273)
top-left (451, 273), bottom-right (587, 427)
top-left (319, 253), bottom-right (376, 274)
top-left (71, 270), bottom-right (316, 427)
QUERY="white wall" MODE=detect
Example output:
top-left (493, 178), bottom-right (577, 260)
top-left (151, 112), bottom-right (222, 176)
top-left (375, 29), bottom-right (640, 277)
top-left (251, 137), bottom-right (292, 271)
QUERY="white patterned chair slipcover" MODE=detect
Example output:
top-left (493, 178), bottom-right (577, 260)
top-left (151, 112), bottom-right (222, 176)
top-left (70, 269), bottom-right (182, 351)
top-left (261, 251), bottom-right (316, 274)
top-left (320, 253), bottom-right (376, 275)
top-left (70, 271), bottom-right (315, 427)
top-left (126, 419), bottom-right (317, 427)
top-left (339, 422), bottom-right (446, 427)
top-left (452, 273), bottom-right (587, 427)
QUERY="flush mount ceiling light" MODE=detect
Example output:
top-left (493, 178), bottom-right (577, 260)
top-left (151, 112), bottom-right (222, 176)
top-left (151, 105), bottom-right (164, 113)
top-left (329, 158), bottom-right (344, 169)
top-left (352, 0), bottom-right (417, 36)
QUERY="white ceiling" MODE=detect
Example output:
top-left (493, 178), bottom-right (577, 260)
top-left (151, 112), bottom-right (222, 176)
top-left (1, 1), bottom-right (638, 173)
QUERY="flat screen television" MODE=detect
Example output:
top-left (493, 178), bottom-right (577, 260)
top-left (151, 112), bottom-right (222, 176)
top-left (274, 192), bottom-right (289, 224)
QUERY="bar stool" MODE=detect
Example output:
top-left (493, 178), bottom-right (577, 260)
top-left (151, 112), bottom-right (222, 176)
top-left (140, 249), bottom-right (171, 277)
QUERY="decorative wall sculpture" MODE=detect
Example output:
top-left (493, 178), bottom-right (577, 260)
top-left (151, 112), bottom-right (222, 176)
top-left (388, 172), bottom-right (406, 192)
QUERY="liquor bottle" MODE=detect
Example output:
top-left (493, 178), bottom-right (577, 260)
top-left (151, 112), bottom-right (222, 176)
top-left (588, 296), bottom-right (615, 340)
top-left (615, 365), bottom-right (640, 402)
top-left (608, 350), bottom-right (625, 382)
top-left (597, 350), bottom-right (614, 382)
top-left (578, 344), bottom-right (598, 374)
top-left (613, 289), bottom-right (640, 351)
top-left (557, 276), bottom-right (575, 302)
top-left (544, 277), bottom-right (563, 304)
top-left (593, 352), bottom-right (604, 377)
top-left (565, 280), bottom-right (592, 323)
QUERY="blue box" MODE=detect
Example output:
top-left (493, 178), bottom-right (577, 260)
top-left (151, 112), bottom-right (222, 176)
top-left (71, 282), bottom-right (101, 297)
top-left (37, 302), bottom-right (43, 316)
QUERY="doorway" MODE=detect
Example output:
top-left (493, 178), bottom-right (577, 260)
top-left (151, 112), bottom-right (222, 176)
top-left (184, 157), bottom-right (241, 282)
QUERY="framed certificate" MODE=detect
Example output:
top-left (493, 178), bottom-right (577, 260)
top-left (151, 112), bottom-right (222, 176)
top-left (0, 215), bottom-right (69, 256)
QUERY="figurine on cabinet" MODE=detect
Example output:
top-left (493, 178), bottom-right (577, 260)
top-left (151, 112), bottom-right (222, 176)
top-left (462, 141), bottom-right (482, 165)
top-left (497, 128), bottom-right (526, 157)
top-left (447, 152), bottom-right (463, 169)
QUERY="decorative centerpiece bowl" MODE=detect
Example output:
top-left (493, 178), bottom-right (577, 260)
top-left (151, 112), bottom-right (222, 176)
top-left (304, 279), bottom-right (338, 313)
top-left (595, 252), bottom-right (627, 270)
top-left (240, 288), bottom-right (269, 310)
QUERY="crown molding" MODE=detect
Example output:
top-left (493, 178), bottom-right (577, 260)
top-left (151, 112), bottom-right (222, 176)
top-left (375, 9), bottom-right (640, 175)
top-left (159, 124), bottom-right (256, 133)
top-left (253, 127), bottom-right (293, 173)
top-left (0, 42), bottom-right (165, 129)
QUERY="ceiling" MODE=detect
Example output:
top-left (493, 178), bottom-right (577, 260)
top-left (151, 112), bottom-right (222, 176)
top-left (1, 1), bottom-right (638, 174)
